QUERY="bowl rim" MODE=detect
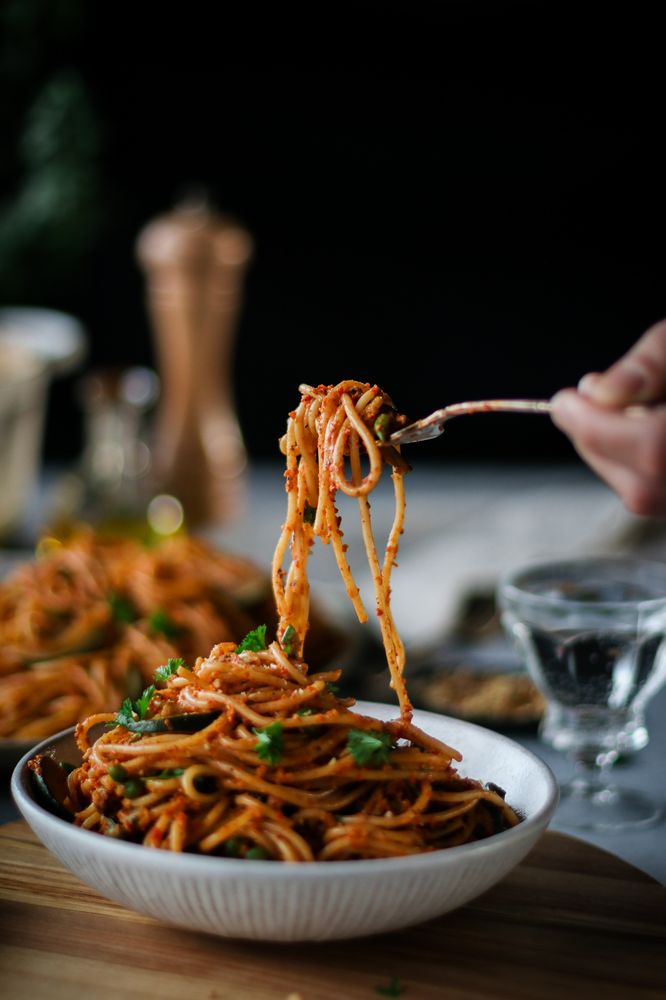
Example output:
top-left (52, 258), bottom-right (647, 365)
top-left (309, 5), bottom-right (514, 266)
top-left (11, 700), bottom-right (559, 880)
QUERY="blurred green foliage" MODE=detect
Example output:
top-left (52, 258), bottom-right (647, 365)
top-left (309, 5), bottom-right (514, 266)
top-left (0, 0), bottom-right (103, 301)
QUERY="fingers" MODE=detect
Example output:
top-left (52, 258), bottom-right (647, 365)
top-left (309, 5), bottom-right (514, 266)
top-left (551, 389), bottom-right (666, 516)
top-left (566, 441), bottom-right (666, 517)
top-left (577, 319), bottom-right (666, 408)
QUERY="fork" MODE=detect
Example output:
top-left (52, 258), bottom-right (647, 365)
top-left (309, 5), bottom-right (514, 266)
top-left (389, 399), bottom-right (553, 445)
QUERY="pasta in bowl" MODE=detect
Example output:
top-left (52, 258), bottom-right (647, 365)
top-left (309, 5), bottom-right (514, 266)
top-left (12, 703), bottom-right (557, 940)
top-left (13, 380), bottom-right (558, 938)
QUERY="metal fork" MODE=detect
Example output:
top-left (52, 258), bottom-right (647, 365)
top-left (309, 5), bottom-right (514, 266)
top-left (390, 399), bottom-right (553, 445)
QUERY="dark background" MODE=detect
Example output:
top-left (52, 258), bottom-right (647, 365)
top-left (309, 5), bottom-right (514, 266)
top-left (1, 1), bottom-right (664, 465)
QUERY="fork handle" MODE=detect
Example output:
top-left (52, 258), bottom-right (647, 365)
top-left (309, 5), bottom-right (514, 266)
top-left (441, 399), bottom-right (553, 420)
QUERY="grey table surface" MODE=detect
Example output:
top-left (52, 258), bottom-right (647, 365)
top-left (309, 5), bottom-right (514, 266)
top-left (2, 461), bottom-right (665, 885)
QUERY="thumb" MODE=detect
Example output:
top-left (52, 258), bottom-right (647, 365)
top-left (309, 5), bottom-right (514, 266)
top-left (578, 320), bottom-right (666, 408)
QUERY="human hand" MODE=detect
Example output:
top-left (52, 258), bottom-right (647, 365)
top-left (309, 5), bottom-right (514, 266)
top-left (550, 320), bottom-right (666, 516)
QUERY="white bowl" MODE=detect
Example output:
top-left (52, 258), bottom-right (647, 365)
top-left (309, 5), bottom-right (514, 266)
top-left (11, 701), bottom-right (558, 941)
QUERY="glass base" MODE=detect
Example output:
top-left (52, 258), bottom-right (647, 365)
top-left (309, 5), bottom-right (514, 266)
top-left (557, 779), bottom-right (662, 833)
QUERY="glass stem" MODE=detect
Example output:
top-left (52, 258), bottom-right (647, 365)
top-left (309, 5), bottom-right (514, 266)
top-left (569, 747), bottom-right (617, 794)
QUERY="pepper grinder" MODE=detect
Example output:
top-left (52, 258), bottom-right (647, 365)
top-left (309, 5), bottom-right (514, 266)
top-left (136, 198), bottom-right (253, 527)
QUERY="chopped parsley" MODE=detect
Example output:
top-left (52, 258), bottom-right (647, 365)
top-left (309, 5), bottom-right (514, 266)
top-left (303, 502), bottom-right (316, 525)
top-left (347, 728), bottom-right (392, 766)
top-left (236, 624), bottom-right (268, 653)
top-left (151, 768), bottom-right (184, 779)
top-left (149, 608), bottom-right (180, 638)
top-left (154, 657), bottom-right (185, 683)
top-left (108, 593), bottom-right (137, 624)
top-left (281, 624), bottom-right (297, 656)
top-left (326, 682), bottom-right (340, 695)
top-left (110, 685), bottom-right (155, 728)
top-left (134, 684), bottom-right (155, 719)
top-left (252, 721), bottom-right (284, 764)
top-left (375, 977), bottom-right (404, 997)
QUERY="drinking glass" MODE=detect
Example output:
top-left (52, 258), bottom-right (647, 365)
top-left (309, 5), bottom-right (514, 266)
top-left (498, 557), bottom-right (666, 832)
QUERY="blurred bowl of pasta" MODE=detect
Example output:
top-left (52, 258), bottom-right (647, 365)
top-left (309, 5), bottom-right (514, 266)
top-left (12, 703), bottom-right (557, 941)
top-left (0, 530), bottom-right (348, 766)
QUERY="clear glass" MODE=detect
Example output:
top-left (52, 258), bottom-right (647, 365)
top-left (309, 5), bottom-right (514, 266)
top-left (498, 557), bottom-right (666, 832)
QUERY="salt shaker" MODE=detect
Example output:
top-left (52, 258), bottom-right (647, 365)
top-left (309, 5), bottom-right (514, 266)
top-left (136, 198), bottom-right (253, 527)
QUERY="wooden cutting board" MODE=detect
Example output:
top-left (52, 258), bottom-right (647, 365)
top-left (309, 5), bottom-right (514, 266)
top-left (0, 821), bottom-right (663, 1000)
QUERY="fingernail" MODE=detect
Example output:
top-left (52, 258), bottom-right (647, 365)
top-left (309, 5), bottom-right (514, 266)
top-left (549, 389), bottom-right (577, 425)
top-left (577, 372), bottom-right (600, 396)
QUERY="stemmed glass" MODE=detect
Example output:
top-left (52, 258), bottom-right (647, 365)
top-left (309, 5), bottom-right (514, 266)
top-left (498, 557), bottom-right (666, 832)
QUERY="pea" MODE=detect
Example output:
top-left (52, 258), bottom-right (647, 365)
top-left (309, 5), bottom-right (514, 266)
top-left (123, 778), bottom-right (145, 799)
top-left (245, 845), bottom-right (269, 860)
top-left (108, 764), bottom-right (128, 782)
top-left (222, 837), bottom-right (241, 857)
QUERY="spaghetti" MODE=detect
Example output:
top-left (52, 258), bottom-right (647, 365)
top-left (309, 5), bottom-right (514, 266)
top-left (33, 382), bottom-right (521, 860)
top-left (1, 530), bottom-right (338, 740)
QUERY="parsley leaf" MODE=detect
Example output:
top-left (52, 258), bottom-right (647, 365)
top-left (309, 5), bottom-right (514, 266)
top-left (236, 624), bottom-right (268, 653)
top-left (155, 657), bottom-right (185, 684)
top-left (134, 685), bottom-right (155, 719)
top-left (303, 502), bottom-right (316, 525)
top-left (375, 977), bottom-right (404, 997)
top-left (108, 696), bottom-right (135, 728)
top-left (252, 722), bottom-right (284, 764)
top-left (326, 682), bottom-right (340, 695)
top-left (281, 624), bottom-right (297, 656)
top-left (149, 609), bottom-right (180, 638)
top-left (108, 593), bottom-right (137, 624)
top-left (347, 728), bottom-right (392, 766)
top-left (151, 768), bottom-right (184, 779)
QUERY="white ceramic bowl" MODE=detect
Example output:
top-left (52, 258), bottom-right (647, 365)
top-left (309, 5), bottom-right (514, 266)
top-left (12, 701), bottom-right (558, 941)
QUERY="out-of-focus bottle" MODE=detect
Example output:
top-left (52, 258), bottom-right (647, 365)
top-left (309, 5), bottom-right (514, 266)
top-left (47, 366), bottom-right (160, 539)
top-left (136, 197), bottom-right (253, 528)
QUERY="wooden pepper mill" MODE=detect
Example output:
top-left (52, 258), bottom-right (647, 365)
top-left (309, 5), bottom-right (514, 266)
top-left (136, 198), bottom-right (253, 527)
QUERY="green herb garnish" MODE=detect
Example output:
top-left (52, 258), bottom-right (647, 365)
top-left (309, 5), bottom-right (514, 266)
top-left (281, 624), bottom-right (297, 656)
top-left (303, 503), bottom-right (316, 525)
top-left (326, 682), bottom-right (340, 695)
top-left (154, 657), bottom-right (185, 684)
top-left (110, 685), bottom-right (155, 729)
top-left (108, 593), bottom-right (137, 624)
top-left (236, 624), bottom-right (268, 653)
top-left (347, 728), bottom-right (392, 766)
top-left (252, 721), bottom-right (284, 764)
top-left (374, 412), bottom-right (391, 442)
top-left (134, 685), bottom-right (155, 719)
top-left (375, 977), bottom-right (404, 997)
top-left (149, 609), bottom-right (180, 638)
top-left (151, 768), bottom-right (184, 780)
